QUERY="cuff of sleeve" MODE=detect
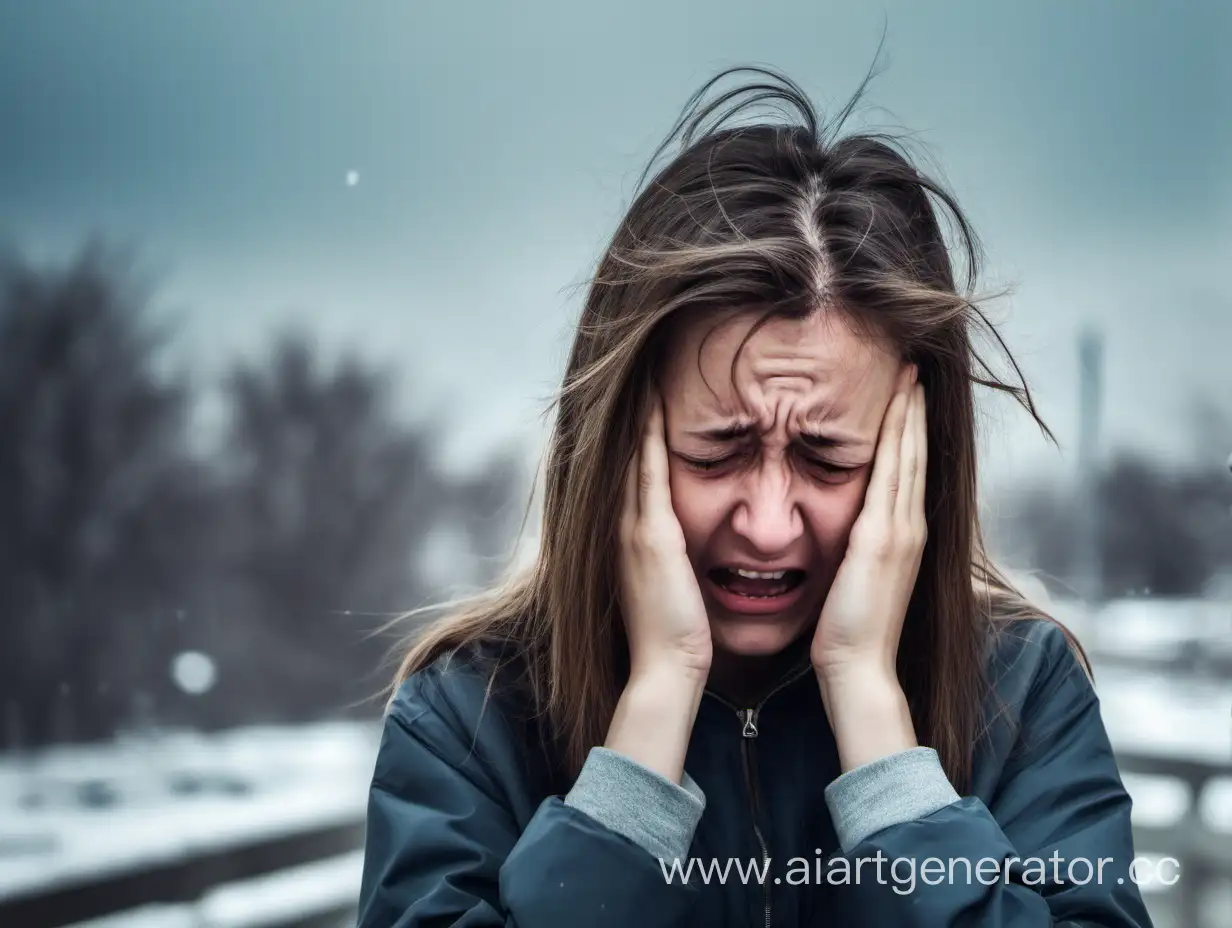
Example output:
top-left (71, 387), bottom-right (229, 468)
top-left (563, 746), bottom-right (706, 862)
top-left (824, 746), bottom-right (960, 853)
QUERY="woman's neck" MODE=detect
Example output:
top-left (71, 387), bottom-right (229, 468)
top-left (706, 635), bottom-right (811, 707)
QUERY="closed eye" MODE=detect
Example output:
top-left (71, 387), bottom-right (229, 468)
top-left (796, 453), bottom-right (861, 481)
top-left (677, 452), bottom-right (738, 472)
top-left (801, 456), bottom-right (851, 473)
top-left (674, 449), bottom-right (859, 479)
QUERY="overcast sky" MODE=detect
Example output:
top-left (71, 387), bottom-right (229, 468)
top-left (1, 0), bottom-right (1228, 495)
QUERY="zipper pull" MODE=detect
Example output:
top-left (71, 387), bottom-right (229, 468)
top-left (741, 708), bottom-right (759, 738)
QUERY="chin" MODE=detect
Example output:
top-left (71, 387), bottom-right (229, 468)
top-left (709, 613), bottom-right (811, 658)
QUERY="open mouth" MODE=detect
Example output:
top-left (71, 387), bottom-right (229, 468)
top-left (707, 566), bottom-right (807, 599)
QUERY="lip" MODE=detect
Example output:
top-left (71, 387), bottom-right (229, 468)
top-left (705, 571), bottom-right (809, 616)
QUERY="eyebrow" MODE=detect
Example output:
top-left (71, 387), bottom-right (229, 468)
top-left (798, 430), bottom-right (861, 450)
top-left (683, 422), bottom-right (862, 449)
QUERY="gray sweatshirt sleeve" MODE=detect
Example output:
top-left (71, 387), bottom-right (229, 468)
top-left (563, 746), bottom-right (706, 862)
top-left (823, 746), bottom-right (961, 853)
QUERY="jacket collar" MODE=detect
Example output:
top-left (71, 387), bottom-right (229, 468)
top-left (702, 655), bottom-right (815, 715)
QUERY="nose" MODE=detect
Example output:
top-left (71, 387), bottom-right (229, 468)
top-left (730, 462), bottom-right (805, 557)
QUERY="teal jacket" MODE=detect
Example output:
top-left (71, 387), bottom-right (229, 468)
top-left (357, 619), bottom-right (1154, 926)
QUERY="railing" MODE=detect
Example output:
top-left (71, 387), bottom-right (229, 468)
top-left (0, 815), bottom-right (367, 928)
top-left (1092, 643), bottom-right (1232, 682)
top-left (1117, 750), bottom-right (1232, 928)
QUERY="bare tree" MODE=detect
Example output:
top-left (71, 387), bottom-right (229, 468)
top-left (211, 332), bottom-right (449, 719)
top-left (0, 243), bottom-right (208, 748)
top-left (0, 241), bottom-right (530, 745)
top-left (995, 441), bottom-right (1232, 599)
top-left (449, 446), bottom-right (532, 587)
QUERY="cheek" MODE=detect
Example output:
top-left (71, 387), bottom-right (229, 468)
top-left (799, 480), bottom-right (868, 552)
top-left (668, 467), bottom-right (729, 550)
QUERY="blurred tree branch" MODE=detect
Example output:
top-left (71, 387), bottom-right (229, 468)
top-left (993, 434), bottom-right (1232, 600)
top-left (0, 242), bottom-right (209, 745)
top-left (0, 243), bottom-right (527, 749)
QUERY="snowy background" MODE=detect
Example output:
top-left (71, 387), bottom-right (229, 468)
top-left (1, 1), bottom-right (1229, 926)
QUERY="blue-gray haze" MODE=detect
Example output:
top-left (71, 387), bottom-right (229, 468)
top-left (1, 0), bottom-right (1228, 493)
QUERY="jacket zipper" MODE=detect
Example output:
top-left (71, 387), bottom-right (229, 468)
top-left (741, 708), bottom-right (772, 928)
top-left (705, 663), bottom-right (812, 928)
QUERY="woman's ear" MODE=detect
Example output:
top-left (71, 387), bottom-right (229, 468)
top-left (893, 360), bottom-right (917, 395)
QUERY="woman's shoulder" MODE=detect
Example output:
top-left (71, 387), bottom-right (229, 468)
top-left (389, 639), bottom-right (513, 718)
top-left (388, 638), bottom-right (539, 735)
top-left (985, 615), bottom-right (1088, 688)
top-left (980, 616), bottom-right (1098, 742)
top-left (378, 639), bottom-right (559, 791)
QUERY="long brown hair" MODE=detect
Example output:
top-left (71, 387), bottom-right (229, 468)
top-left (392, 66), bottom-right (1080, 794)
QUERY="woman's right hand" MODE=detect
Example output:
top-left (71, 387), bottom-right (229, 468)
top-left (617, 392), bottom-right (713, 684)
top-left (605, 392), bottom-right (710, 784)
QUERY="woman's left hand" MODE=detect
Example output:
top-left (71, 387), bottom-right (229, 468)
top-left (810, 365), bottom-right (927, 682)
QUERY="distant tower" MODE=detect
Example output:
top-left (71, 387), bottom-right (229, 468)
top-left (1076, 327), bottom-right (1104, 603)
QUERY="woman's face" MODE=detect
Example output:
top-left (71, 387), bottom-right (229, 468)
top-left (660, 309), bottom-right (907, 660)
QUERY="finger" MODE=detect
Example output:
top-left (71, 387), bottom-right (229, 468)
top-left (896, 383), bottom-right (918, 524)
top-left (639, 393), bottom-right (673, 517)
top-left (621, 443), bottom-right (641, 537)
top-left (911, 384), bottom-right (928, 523)
top-left (863, 382), bottom-right (911, 521)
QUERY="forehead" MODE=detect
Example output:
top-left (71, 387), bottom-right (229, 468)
top-left (661, 309), bottom-right (900, 427)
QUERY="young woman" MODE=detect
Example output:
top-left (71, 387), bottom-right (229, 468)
top-left (356, 68), bottom-right (1154, 927)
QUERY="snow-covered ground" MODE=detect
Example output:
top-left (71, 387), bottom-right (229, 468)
top-left (0, 722), bottom-right (380, 926)
top-left (0, 598), bottom-right (1228, 927)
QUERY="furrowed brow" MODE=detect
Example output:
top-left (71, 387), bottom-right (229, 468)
top-left (682, 423), bottom-right (865, 450)
top-left (683, 422), bottom-right (755, 442)
top-left (797, 429), bottom-right (862, 450)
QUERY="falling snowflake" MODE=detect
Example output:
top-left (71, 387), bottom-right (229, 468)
top-left (346, 170), bottom-right (360, 187)
top-left (171, 651), bottom-right (218, 695)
